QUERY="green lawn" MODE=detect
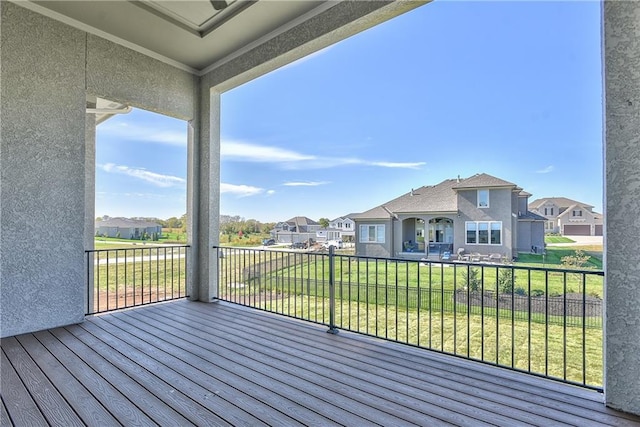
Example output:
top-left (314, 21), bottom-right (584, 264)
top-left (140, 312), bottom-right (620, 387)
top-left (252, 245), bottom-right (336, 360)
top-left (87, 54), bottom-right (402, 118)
top-left (517, 246), bottom-right (602, 270)
top-left (545, 235), bottom-right (575, 244)
top-left (227, 293), bottom-right (603, 387)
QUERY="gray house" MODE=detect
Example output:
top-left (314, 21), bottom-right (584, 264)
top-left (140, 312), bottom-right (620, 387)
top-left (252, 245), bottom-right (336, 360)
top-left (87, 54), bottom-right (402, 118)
top-left (353, 173), bottom-right (546, 260)
top-left (95, 217), bottom-right (162, 239)
top-left (272, 216), bottom-right (321, 244)
top-left (529, 197), bottom-right (604, 236)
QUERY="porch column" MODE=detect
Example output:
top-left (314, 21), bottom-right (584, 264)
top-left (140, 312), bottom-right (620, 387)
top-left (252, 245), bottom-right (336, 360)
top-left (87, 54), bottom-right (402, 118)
top-left (604, 0), bottom-right (640, 416)
top-left (188, 86), bottom-right (220, 302)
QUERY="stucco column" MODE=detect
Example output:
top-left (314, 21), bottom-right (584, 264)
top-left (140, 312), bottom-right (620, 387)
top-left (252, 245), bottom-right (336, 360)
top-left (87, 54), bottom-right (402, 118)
top-left (604, 0), bottom-right (640, 416)
top-left (188, 85), bottom-right (219, 302)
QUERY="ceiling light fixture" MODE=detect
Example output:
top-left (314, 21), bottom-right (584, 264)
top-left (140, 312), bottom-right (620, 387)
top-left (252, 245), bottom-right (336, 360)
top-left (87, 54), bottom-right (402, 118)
top-left (210, 0), bottom-right (228, 11)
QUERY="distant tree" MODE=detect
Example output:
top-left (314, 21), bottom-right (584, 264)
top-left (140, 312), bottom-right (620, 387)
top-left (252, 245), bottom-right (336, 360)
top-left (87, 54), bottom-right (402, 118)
top-left (179, 213), bottom-right (187, 234)
top-left (96, 217), bottom-right (103, 222)
top-left (261, 223), bottom-right (275, 234)
top-left (319, 218), bottom-right (330, 228)
top-left (166, 216), bottom-right (181, 229)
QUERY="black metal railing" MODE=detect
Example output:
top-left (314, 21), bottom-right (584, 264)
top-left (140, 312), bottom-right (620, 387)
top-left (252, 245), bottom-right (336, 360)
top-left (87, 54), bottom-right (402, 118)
top-left (215, 245), bottom-right (604, 390)
top-left (85, 245), bottom-right (189, 315)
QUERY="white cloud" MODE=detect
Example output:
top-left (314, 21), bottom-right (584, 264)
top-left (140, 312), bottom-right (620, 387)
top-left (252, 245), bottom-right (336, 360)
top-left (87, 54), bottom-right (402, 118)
top-left (100, 121), bottom-right (187, 146)
top-left (536, 165), bottom-right (554, 174)
top-left (266, 190), bottom-right (276, 196)
top-left (220, 182), bottom-right (264, 197)
top-left (222, 141), bottom-right (315, 162)
top-left (221, 140), bottom-right (425, 171)
top-left (283, 181), bottom-right (330, 187)
top-left (100, 163), bottom-right (186, 187)
top-left (367, 161), bottom-right (426, 169)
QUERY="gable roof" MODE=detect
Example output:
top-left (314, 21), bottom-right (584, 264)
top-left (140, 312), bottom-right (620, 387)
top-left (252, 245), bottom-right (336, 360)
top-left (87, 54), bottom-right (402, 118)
top-left (354, 173), bottom-right (529, 221)
top-left (451, 173), bottom-right (519, 190)
top-left (285, 216), bottom-right (319, 226)
top-left (528, 197), bottom-right (594, 210)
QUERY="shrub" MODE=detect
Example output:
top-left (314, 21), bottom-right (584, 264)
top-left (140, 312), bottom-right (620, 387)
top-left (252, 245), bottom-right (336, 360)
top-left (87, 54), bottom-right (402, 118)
top-left (561, 249), bottom-right (592, 270)
top-left (531, 289), bottom-right (545, 297)
top-left (514, 287), bottom-right (527, 296)
top-left (462, 267), bottom-right (481, 292)
top-left (497, 268), bottom-right (514, 294)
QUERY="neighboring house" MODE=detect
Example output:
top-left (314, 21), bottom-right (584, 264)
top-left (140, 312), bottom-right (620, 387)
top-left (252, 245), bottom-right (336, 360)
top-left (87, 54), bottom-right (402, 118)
top-left (353, 173), bottom-right (546, 260)
top-left (272, 216), bottom-right (321, 244)
top-left (325, 215), bottom-right (357, 242)
top-left (95, 217), bottom-right (162, 239)
top-left (528, 197), bottom-right (603, 236)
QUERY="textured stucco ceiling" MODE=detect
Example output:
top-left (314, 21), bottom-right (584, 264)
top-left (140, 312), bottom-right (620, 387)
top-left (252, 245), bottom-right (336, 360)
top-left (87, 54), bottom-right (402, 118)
top-left (19, 0), bottom-right (330, 73)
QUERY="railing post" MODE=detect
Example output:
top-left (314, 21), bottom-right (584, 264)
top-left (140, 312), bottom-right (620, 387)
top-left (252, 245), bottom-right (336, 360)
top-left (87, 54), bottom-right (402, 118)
top-left (327, 245), bottom-right (338, 334)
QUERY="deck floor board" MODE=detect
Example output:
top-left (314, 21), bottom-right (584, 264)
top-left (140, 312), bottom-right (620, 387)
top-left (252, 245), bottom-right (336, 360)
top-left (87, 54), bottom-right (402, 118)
top-left (2, 299), bottom-right (640, 427)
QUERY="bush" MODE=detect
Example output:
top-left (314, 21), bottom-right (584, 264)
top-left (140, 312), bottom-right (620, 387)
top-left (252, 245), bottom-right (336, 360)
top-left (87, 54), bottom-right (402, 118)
top-left (462, 267), bottom-right (481, 292)
top-left (514, 287), bottom-right (527, 296)
top-left (531, 289), bottom-right (545, 297)
top-left (497, 268), bottom-right (514, 294)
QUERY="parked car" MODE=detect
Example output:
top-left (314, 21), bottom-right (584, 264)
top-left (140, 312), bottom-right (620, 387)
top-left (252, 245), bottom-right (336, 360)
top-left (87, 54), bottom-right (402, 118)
top-left (262, 238), bottom-right (276, 246)
top-left (322, 239), bottom-right (343, 249)
top-left (290, 241), bottom-right (308, 249)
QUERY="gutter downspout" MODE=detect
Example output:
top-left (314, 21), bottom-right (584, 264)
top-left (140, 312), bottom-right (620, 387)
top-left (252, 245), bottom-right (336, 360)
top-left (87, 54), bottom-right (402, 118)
top-left (382, 205), bottom-right (398, 257)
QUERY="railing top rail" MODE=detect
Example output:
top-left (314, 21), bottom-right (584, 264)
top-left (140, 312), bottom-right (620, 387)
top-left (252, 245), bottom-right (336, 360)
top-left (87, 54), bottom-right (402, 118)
top-left (86, 244), bottom-right (190, 254)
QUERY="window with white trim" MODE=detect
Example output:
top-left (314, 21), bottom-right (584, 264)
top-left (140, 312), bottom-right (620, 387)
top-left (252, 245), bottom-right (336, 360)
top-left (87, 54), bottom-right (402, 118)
top-left (477, 189), bottom-right (489, 208)
top-left (466, 221), bottom-right (502, 245)
top-left (572, 210), bottom-right (582, 217)
top-left (359, 224), bottom-right (385, 243)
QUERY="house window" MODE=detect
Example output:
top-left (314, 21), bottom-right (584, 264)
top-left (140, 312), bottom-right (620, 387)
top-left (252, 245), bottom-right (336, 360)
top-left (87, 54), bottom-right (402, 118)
top-left (477, 189), bottom-right (489, 208)
top-left (466, 222), bottom-right (477, 244)
top-left (544, 207), bottom-right (554, 216)
top-left (466, 221), bottom-right (502, 245)
top-left (345, 223), bottom-right (351, 229)
top-left (546, 221), bottom-right (554, 231)
top-left (359, 224), bottom-right (385, 243)
top-left (491, 222), bottom-right (502, 244)
top-left (572, 210), bottom-right (582, 217)
top-left (338, 222), bottom-right (342, 228)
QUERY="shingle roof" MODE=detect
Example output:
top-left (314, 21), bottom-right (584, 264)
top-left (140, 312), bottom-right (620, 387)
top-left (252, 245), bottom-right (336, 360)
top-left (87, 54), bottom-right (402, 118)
top-left (451, 173), bottom-right (518, 190)
top-left (528, 197), bottom-right (594, 210)
top-left (354, 173), bottom-right (526, 221)
top-left (285, 216), bottom-right (319, 226)
top-left (519, 211), bottom-right (547, 221)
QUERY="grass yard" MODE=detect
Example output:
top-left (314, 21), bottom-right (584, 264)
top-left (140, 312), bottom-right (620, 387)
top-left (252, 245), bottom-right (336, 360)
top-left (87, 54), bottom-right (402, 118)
top-left (545, 235), bottom-right (575, 244)
top-left (517, 246), bottom-right (602, 270)
top-left (230, 293), bottom-right (603, 387)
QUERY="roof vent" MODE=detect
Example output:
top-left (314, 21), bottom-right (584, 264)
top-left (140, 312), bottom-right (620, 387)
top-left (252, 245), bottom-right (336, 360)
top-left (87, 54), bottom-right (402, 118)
top-left (410, 188), bottom-right (414, 196)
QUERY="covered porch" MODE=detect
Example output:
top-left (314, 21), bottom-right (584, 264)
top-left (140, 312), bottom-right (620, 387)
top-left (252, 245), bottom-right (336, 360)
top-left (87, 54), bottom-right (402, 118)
top-left (3, 0), bottom-right (640, 421)
top-left (3, 299), bottom-right (639, 426)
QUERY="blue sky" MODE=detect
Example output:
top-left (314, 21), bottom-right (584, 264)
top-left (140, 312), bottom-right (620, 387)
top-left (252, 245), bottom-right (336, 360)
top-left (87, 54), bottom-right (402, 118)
top-left (96, 0), bottom-right (603, 223)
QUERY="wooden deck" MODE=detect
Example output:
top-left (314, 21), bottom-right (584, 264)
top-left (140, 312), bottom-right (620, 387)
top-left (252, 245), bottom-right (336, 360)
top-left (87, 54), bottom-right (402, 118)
top-left (2, 300), bottom-right (639, 427)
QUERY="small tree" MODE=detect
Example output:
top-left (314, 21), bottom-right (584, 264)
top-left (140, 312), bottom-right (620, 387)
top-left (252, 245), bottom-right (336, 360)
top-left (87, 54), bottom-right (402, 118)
top-left (561, 249), bottom-right (591, 270)
top-left (497, 268), bottom-right (514, 294)
top-left (462, 267), bottom-right (481, 292)
top-left (319, 217), bottom-right (330, 228)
